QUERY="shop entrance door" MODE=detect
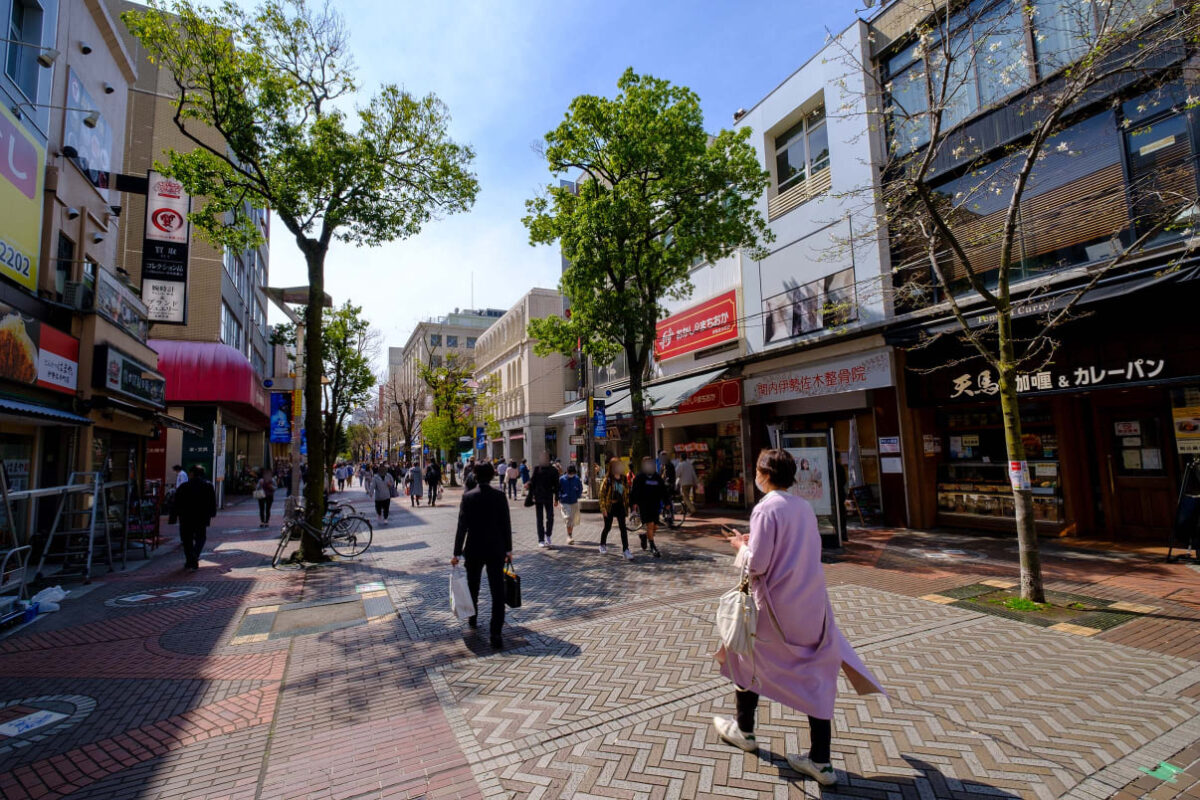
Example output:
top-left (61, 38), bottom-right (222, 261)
top-left (1095, 406), bottom-right (1175, 541)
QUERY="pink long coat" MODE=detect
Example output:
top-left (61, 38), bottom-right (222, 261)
top-left (719, 490), bottom-right (885, 720)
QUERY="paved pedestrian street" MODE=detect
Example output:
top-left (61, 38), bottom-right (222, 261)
top-left (2, 487), bottom-right (1200, 800)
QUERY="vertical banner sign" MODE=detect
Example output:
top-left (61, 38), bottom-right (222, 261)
top-left (141, 171), bottom-right (191, 324)
top-left (0, 102), bottom-right (45, 292)
top-left (592, 398), bottom-right (607, 440)
top-left (269, 393), bottom-right (292, 443)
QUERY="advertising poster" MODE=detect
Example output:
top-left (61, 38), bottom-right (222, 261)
top-left (785, 447), bottom-right (831, 516)
top-left (65, 69), bottom-right (112, 199)
top-left (1172, 405), bottom-right (1200, 454)
top-left (0, 101), bottom-right (45, 292)
top-left (269, 393), bottom-right (292, 443)
top-left (0, 301), bottom-right (78, 394)
top-left (141, 171), bottom-right (192, 324)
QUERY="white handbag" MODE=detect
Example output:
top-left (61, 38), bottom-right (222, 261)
top-left (449, 564), bottom-right (476, 621)
top-left (716, 567), bottom-right (758, 655)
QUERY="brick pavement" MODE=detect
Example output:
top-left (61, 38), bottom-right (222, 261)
top-left (0, 486), bottom-right (1197, 799)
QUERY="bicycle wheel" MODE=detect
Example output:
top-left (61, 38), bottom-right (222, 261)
top-left (330, 515), bottom-right (373, 557)
top-left (273, 521), bottom-right (296, 568)
top-left (668, 499), bottom-right (687, 529)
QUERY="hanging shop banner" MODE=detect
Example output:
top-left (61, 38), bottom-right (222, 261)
top-left (0, 102), bottom-right (45, 292)
top-left (746, 347), bottom-right (893, 405)
top-left (269, 393), bottom-right (292, 443)
top-left (140, 171), bottom-right (192, 325)
top-left (65, 69), bottom-right (112, 199)
top-left (591, 398), bottom-right (607, 439)
top-left (95, 268), bottom-right (150, 341)
top-left (677, 379), bottom-right (742, 414)
top-left (0, 300), bottom-right (78, 394)
top-left (92, 344), bottom-right (165, 406)
top-left (654, 290), bottom-right (739, 361)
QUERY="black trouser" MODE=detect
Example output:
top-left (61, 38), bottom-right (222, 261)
top-left (735, 689), bottom-right (831, 763)
top-left (179, 522), bottom-right (207, 567)
top-left (535, 500), bottom-right (554, 542)
top-left (600, 510), bottom-right (628, 550)
top-left (507, 478), bottom-right (518, 499)
top-left (375, 499), bottom-right (390, 519)
top-left (427, 482), bottom-right (437, 504)
top-left (258, 495), bottom-right (273, 524)
top-left (337, 479), bottom-right (345, 491)
top-left (465, 557), bottom-right (506, 635)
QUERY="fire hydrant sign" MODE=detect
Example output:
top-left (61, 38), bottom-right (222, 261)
top-left (1008, 460), bottom-right (1031, 491)
top-left (140, 171), bottom-right (191, 324)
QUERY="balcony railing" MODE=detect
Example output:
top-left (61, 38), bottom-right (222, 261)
top-left (767, 168), bottom-right (831, 220)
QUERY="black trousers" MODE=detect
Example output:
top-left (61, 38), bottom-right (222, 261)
top-left (735, 689), bottom-right (831, 763)
top-left (427, 482), bottom-right (437, 504)
top-left (258, 496), bottom-right (273, 524)
top-left (507, 478), bottom-right (518, 499)
top-left (375, 499), bottom-right (390, 519)
top-left (179, 522), bottom-right (207, 567)
top-left (535, 500), bottom-right (554, 541)
top-left (600, 511), bottom-right (628, 550)
top-left (465, 557), bottom-right (506, 635)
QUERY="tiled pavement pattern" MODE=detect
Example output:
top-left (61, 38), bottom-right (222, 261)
top-left (0, 487), bottom-right (1197, 799)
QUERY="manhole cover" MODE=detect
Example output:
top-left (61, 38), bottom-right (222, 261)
top-left (0, 695), bottom-right (96, 755)
top-left (106, 586), bottom-right (208, 608)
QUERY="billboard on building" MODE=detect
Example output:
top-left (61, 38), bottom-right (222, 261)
top-left (0, 103), bottom-right (45, 292)
top-left (269, 392), bottom-right (292, 443)
top-left (654, 290), bottom-right (738, 361)
top-left (0, 300), bottom-right (78, 394)
top-left (141, 171), bottom-right (192, 324)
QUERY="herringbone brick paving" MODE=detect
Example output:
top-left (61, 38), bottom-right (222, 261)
top-left (0, 486), bottom-right (1198, 799)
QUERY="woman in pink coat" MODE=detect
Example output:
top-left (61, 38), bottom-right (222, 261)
top-left (714, 448), bottom-right (885, 786)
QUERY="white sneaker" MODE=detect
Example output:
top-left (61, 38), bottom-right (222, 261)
top-left (787, 755), bottom-right (837, 786)
top-left (538, 541), bottom-right (547, 549)
top-left (598, 545), bottom-right (607, 554)
top-left (623, 549), bottom-right (633, 561)
top-left (712, 716), bottom-right (757, 752)
top-left (567, 537), bottom-right (575, 545)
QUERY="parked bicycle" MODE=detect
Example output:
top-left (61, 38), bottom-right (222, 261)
top-left (272, 504), bottom-right (373, 567)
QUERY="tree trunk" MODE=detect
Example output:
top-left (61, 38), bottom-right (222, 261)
top-left (626, 344), bottom-right (650, 465)
top-left (997, 315), bottom-right (1045, 602)
top-left (300, 248), bottom-right (327, 562)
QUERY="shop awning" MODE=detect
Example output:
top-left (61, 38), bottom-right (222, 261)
top-left (150, 339), bottom-right (270, 424)
top-left (646, 369), bottom-right (727, 413)
top-left (548, 398), bottom-right (588, 421)
top-left (0, 397), bottom-right (92, 426)
top-left (156, 413), bottom-right (203, 437)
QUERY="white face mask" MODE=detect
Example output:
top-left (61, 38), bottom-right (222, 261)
top-left (755, 474), bottom-right (769, 494)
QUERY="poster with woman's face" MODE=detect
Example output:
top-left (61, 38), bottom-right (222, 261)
top-left (784, 447), bottom-right (831, 516)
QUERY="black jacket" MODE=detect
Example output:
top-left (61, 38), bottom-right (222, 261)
top-left (171, 477), bottom-right (216, 527)
top-left (529, 465), bottom-right (558, 503)
top-left (631, 472), bottom-right (666, 512)
top-left (454, 483), bottom-right (513, 561)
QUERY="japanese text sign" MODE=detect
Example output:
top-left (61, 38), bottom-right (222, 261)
top-left (947, 358), bottom-right (1167, 401)
top-left (655, 290), bottom-right (738, 361)
top-left (141, 171), bottom-right (192, 324)
top-left (745, 348), bottom-right (893, 405)
top-left (0, 299), bottom-right (78, 394)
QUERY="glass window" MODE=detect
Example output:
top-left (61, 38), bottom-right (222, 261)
top-left (466, 337), bottom-right (476, 349)
top-left (1032, 0), bottom-right (1092, 75)
top-left (974, 2), bottom-right (1032, 107)
top-left (430, 354), bottom-right (442, 369)
top-left (429, 333), bottom-right (441, 347)
top-left (929, 30), bottom-right (979, 130)
top-left (889, 61), bottom-right (931, 152)
top-left (446, 335), bottom-right (458, 348)
top-left (6, 1), bottom-right (42, 100)
top-left (773, 104), bottom-right (829, 194)
top-left (55, 233), bottom-right (74, 299)
top-left (221, 302), bottom-right (243, 351)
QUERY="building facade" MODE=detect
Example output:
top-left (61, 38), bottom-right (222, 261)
top-left (472, 288), bottom-right (572, 463)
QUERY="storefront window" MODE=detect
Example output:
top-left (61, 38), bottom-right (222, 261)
top-left (666, 420), bottom-right (745, 507)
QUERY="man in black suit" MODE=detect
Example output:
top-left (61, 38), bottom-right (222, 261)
top-left (169, 465), bottom-right (217, 570)
top-left (451, 462), bottom-right (513, 649)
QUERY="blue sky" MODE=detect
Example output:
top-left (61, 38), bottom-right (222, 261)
top-left (262, 0), bottom-right (864, 361)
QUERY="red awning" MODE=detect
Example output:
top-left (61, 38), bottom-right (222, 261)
top-left (150, 339), bottom-right (270, 424)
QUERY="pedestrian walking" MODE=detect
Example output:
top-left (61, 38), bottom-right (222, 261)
top-left (255, 467), bottom-right (277, 528)
top-left (658, 450), bottom-right (676, 493)
top-left (631, 456), bottom-right (666, 557)
top-left (558, 464), bottom-right (583, 544)
top-left (169, 465), bottom-right (216, 570)
top-left (407, 462), bottom-right (424, 507)
top-left (713, 449), bottom-right (885, 787)
top-left (505, 460), bottom-right (520, 500)
top-left (464, 458), bottom-right (477, 491)
top-left (598, 458), bottom-right (633, 560)
top-left (172, 464), bottom-right (188, 489)
top-left (371, 465), bottom-right (393, 525)
top-left (425, 460), bottom-right (441, 506)
top-left (518, 459), bottom-right (530, 490)
top-left (529, 452), bottom-right (558, 548)
top-left (335, 463), bottom-right (347, 492)
top-left (451, 463), bottom-right (513, 650)
top-left (677, 452), bottom-right (698, 514)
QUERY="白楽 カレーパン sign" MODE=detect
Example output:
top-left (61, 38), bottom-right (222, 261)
top-left (654, 290), bottom-right (738, 361)
top-left (0, 104), bottom-right (45, 293)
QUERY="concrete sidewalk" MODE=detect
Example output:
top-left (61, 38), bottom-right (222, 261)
top-left (0, 484), bottom-right (1196, 799)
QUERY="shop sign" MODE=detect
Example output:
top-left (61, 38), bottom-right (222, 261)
top-left (476, 426), bottom-right (486, 450)
top-left (93, 345), bottom-right (165, 406)
top-left (0, 101), bottom-right (45, 292)
top-left (269, 393), bottom-right (292, 443)
top-left (746, 348), bottom-right (893, 405)
top-left (878, 436), bottom-right (901, 454)
top-left (1114, 421), bottom-right (1141, 437)
top-left (946, 357), bottom-right (1168, 401)
top-left (141, 171), bottom-right (192, 325)
top-left (591, 398), bottom-right (607, 439)
top-left (0, 300), bottom-right (78, 394)
top-left (677, 379), bottom-right (742, 414)
top-left (568, 434), bottom-right (586, 446)
top-left (922, 434), bottom-right (942, 455)
top-left (1173, 406), bottom-right (1200, 454)
top-left (654, 290), bottom-right (738, 361)
top-left (94, 268), bottom-right (150, 342)
top-left (65, 69), bottom-right (113, 199)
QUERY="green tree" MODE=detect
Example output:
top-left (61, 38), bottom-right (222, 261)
top-left (124, 0), bottom-right (477, 558)
top-left (419, 353), bottom-right (476, 465)
top-left (524, 69), bottom-right (771, 462)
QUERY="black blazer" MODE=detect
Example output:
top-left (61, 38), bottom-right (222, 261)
top-left (454, 483), bottom-right (513, 561)
top-left (171, 478), bottom-right (216, 527)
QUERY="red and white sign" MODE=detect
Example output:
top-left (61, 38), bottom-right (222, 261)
top-left (655, 290), bottom-right (739, 361)
top-left (36, 325), bottom-right (80, 394)
top-left (676, 379), bottom-right (742, 414)
top-left (145, 173), bottom-right (190, 245)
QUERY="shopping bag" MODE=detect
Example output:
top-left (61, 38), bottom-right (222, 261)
top-left (449, 564), bottom-right (475, 620)
top-left (503, 564), bottom-right (521, 608)
top-left (523, 492), bottom-right (534, 507)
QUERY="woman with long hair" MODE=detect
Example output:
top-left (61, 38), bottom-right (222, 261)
top-left (598, 457), bottom-right (633, 561)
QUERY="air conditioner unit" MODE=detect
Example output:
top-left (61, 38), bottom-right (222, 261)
top-left (63, 281), bottom-right (89, 310)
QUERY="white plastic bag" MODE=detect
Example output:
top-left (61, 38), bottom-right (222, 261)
top-left (715, 573), bottom-right (757, 655)
top-left (30, 586), bottom-right (68, 613)
top-left (449, 564), bottom-right (475, 621)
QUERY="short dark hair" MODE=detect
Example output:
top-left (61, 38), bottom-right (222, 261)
top-left (567, 464), bottom-right (577, 474)
top-left (755, 449), bottom-right (797, 489)
top-left (190, 465), bottom-right (206, 478)
top-left (475, 463), bottom-right (495, 484)
top-left (172, 464), bottom-right (183, 471)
